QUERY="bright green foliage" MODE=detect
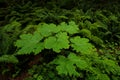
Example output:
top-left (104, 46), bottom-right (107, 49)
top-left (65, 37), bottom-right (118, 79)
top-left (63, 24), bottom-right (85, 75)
top-left (14, 21), bottom-right (120, 80)
top-left (15, 21), bottom-right (79, 54)
top-left (0, 55), bottom-right (18, 63)
top-left (68, 53), bottom-right (88, 69)
top-left (51, 44), bottom-right (120, 79)
top-left (15, 32), bottom-right (44, 55)
top-left (51, 51), bottom-right (120, 79)
top-left (52, 55), bottom-right (79, 76)
top-left (51, 53), bottom-right (88, 76)
top-left (37, 23), bottom-right (60, 37)
top-left (44, 32), bottom-right (69, 53)
top-left (70, 36), bottom-right (94, 54)
top-left (58, 21), bottom-right (79, 34)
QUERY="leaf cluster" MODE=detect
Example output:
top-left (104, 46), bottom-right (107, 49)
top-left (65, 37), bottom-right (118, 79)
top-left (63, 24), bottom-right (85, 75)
top-left (14, 22), bottom-right (120, 80)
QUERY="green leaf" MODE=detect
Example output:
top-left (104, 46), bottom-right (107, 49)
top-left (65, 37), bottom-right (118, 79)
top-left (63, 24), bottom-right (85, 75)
top-left (59, 21), bottom-right (79, 34)
top-left (58, 56), bottom-right (78, 76)
top-left (44, 32), bottom-right (69, 53)
top-left (68, 53), bottom-right (88, 69)
top-left (33, 42), bottom-right (44, 55)
top-left (37, 23), bottom-right (60, 37)
top-left (70, 36), bottom-right (94, 54)
top-left (0, 55), bottom-right (18, 63)
top-left (51, 53), bottom-right (89, 76)
top-left (44, 36), bottom-right (56, 49)
top-left (51, 55), bottom-right (79, 76)
top-left (15, 32), bottom-right (44, 55)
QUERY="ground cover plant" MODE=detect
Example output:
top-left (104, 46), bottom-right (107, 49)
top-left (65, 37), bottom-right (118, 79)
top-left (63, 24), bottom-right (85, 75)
top-left (0, 0), bottom-right (120, 80)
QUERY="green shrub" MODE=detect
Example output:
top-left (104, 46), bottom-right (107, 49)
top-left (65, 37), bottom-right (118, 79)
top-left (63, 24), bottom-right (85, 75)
top-left (14, 22), bottom-right (120, 80)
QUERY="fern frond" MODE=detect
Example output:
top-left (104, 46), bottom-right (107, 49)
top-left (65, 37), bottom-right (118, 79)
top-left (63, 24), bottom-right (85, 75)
top-left (79, 29), bottom-right (91, 38)
top-left (91, 35), bottom-right (104, 46)
top-left (0, 55), bottom-right (18, 63)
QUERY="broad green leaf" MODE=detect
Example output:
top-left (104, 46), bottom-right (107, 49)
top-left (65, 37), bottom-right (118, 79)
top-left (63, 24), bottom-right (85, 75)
top-left (68, 53), bottom-right (88, 69)
top-left (51, 53), bottom-right (89, 76)
top-left (59, 21), bottom-right (79, 34)
top-left (53, 32), bottom-right (70, 52)
top-left (15, 32), bottom-right (44, 54)
top-left (37, 23), bottom-right (60, 37)
top-left (44, 32), bottom-right (69, 53)
top-left (70, 36), bottom-right (94, 54)
top-left (33, 42), bottom-right (44, 55)
top-left (52, 55), bottom-right (79, 76)
top-left (44, 36), bottom-right (56, 49)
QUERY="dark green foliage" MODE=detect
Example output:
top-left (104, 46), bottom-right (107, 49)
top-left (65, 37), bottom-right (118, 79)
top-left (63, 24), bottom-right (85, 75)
top-left (0, 21), bottom-right (21, 55)
top-left (0, 55), bottom-right (18, 63)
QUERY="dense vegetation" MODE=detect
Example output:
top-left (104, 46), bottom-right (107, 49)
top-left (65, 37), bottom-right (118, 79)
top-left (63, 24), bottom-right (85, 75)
top-left (0, 0), bottom-right (120, 80)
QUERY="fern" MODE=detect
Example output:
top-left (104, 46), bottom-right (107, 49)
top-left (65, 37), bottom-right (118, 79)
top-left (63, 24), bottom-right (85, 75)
top-left (0, 21), bottom-right (21, 54)
top-left (79, 29), bottom-right (92, 38)
top-left (0, 55), bottom-right (18, 63)
top-left (87, 73), bottom-right (110, 80)
top-left (91, 35), bottom-right (104, 46)
top-left (97, 58), bottom-right (120, 75)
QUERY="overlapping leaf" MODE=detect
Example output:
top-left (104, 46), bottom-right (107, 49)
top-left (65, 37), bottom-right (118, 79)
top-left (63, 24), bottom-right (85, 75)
top-left (15, 32), bottom-right (44, 55)
top-left (51, 53), bottom-right (88, 76)
top-left (59, 21), bottom-right (79, 34)
top-left (0, 55), bottom-right (18, 63)
top-left (70, 36), bottom-right (94, 54)
top-left (44, 32), bottom-right (69, 53)
top-left (68, 53), bottom-right (88, 69)
top-left (37, 23), bottom-right (60, 37)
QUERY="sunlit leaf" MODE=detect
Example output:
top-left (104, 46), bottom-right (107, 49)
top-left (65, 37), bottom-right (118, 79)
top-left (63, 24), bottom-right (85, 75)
top-left (70, 36), bottom-right (94, 54)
